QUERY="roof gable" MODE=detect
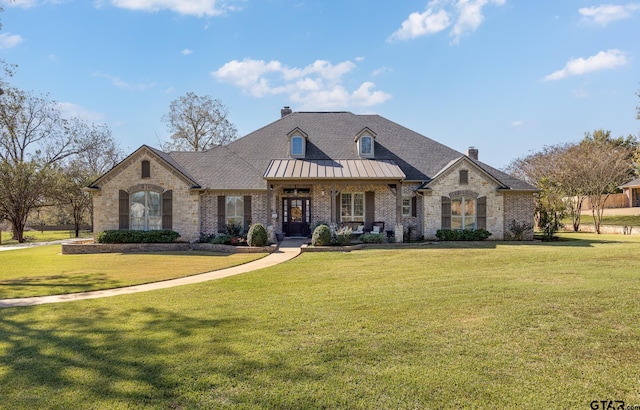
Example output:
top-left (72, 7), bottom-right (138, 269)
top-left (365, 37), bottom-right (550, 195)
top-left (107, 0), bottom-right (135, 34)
top-left (89, 145), bottom-right (200, 189)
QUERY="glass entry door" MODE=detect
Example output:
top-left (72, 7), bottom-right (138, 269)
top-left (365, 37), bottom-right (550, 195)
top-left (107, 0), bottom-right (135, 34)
top-left (283, 198), bottom-right (311, 237)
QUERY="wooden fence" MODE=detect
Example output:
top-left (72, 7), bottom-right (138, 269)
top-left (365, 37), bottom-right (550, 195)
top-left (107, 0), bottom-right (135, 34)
top-left (578, 193), bottom-right (628, 210)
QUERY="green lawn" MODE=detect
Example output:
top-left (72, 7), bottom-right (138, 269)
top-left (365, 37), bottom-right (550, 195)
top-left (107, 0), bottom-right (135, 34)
top-left (1, 233), bottom-right (639, 408)
top-left (0, 229), bottom-right (93, 244)
top-left (571, 213), bottom-right (640, 227)
top-left (0, 245), bottom-right (267, 298)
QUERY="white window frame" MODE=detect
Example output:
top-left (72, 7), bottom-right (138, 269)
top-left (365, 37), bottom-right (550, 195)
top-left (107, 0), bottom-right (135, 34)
top-left (226, 196), bottom-right (244, 229)
top-left (290, 135), bottom-right (305, 158)
top-left (451, 196), bottom-right (476, 230)
top-left (341, 192), bottom-right (365, 222)
top-left (402, 197), bottom-right (411, 216)
top-left (130, 190), bottom-right (162, 231)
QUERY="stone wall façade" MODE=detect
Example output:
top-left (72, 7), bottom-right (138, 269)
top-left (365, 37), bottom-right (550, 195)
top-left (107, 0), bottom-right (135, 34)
top-left (422, 160), bottom-right (506, 240)
top-left (91, 149), bottom-right (201, 242)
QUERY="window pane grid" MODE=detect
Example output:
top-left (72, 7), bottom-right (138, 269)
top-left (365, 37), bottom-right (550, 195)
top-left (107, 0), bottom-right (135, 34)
top-left (450, 196), bottom-right (476, 229)
top-left (341, 192), bottom-right (364, 222)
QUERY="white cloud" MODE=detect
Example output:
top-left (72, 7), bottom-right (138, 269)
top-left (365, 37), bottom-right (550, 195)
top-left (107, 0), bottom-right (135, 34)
top-left (181, 48), bottom-right (193, 55)
top-left (579, 3), bottom-right (640, 26)
top-left (108, 0), bottom-right (244, 16)
top-left (451, 0), bottom-right (505, 44)
top-left (511, 120), bottom-right (523, 127)
top-left (543, 49), bottom-right (628, 81)
top-left (3, 0), bottom-right (38, 8)
top-left (93, 71), bottom-right (156, 90)
top-left (388, 0), bottom-right (505, 44)
top-left (56, 102), bottom-right (105, 122)
top-left (388, 7), bottom-right (451, 41)
top-left (0, 33), bottom-right (25, 49)
top-left (212, 58), bottom-right (391, 109)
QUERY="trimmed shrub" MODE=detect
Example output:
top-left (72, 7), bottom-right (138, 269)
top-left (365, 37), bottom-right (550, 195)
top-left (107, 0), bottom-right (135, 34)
top-left (312, 224), bottom-right (332, 246)
top-left (97, 230), bottom-right (181, 244)
top-left (247, 223), bottom-right (268, 247)
top-left (435, 229), bottom-right (492, 241)
top-left (361, 233), bottom-right (385, 243)
top-left (209, 234), bottom-right (232, 245)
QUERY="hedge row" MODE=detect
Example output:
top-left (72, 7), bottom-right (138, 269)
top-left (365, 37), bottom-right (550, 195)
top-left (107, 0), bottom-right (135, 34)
top-left (97, 230), bottom-right (181, 244)
top-left (435, 229), bottom-right (492, 241)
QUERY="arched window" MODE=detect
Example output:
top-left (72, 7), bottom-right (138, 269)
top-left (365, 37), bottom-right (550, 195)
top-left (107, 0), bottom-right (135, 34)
top-left (355, 128), bottom-right (376, 158)
top-left (360, 135), bottom-right (372, 155)
top-left (451, 196), bottom-right (476, 230)
top-left (130, 190), bottom-right (162, 230)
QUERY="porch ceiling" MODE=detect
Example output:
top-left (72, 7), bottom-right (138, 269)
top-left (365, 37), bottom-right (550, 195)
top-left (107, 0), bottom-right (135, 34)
top-left (264, 159), bottom-right (406, 180)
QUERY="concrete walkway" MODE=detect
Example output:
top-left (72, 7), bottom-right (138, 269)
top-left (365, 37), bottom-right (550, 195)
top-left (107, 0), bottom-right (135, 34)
top-left (0, 238), bottom-right (308, 308)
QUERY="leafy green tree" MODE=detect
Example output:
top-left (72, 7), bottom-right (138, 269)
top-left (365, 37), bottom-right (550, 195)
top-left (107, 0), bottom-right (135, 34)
top-left (161, 92), bottom-right (237, 151)
top-left (0, 84), bottom-right (99, 242)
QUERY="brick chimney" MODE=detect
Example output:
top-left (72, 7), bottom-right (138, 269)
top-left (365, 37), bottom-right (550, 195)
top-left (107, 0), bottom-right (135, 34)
top-left (281, 106), bottom-right (292, 118)
top-left (467, 146), bottom-right (478, 160)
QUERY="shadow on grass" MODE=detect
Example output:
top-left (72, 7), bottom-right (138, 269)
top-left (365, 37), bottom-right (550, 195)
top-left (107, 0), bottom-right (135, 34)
top-left (0, 307), bottom-right (250, 408)
top-left (0, 274), bottom-right (121, 299)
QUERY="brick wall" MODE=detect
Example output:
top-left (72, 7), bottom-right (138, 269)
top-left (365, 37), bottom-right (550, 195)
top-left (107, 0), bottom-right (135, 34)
top-left (503, 192), bottom-right (535, 240)
top-left (200, 191), bottom-right (268, 235)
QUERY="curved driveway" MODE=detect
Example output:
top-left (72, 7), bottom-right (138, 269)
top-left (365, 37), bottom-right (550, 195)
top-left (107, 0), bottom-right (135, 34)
top-left (0, 238), bottom-right (307, 308)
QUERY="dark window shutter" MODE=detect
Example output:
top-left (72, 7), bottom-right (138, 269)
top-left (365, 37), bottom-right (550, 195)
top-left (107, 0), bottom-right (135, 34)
top-left (119, 190), bottom-right (129, 230)
top-left (243, 195), bottom-right (252, 231)
top-left (411, 196), bottom-right (417, 217)
top-left (217, 195), bottom-right (226, 233)
top-left (459, 170), bottom-right (468, 184)
top-left (335, 193), bottom-right (340, 223)
top-left (162, 190), bottom-right (172, 230)
top-left (441, 196), bottom-right (451, 229)
top-left (365, 191), bottom-right (375, 231)
top-left (477, 196), bottom-right (487, 230)
top-left (142, 160), bottom-right (150, 178)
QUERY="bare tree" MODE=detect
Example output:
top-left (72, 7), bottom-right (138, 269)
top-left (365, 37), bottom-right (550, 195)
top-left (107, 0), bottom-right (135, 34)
top-left (505, 144), bottom-right (582, 233)
top-left (0, 86), bottom-right (91, 242)
top-left (161, 92), bottom-right (237, 151)
top-left (55, 119), bottom-right (123, 237)
top-left (578, 135), bottom-right (635, 234)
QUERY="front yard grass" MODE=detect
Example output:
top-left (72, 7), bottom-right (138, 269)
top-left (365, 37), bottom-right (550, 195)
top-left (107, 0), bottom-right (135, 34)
top-left (0, 232), bottom-right (639, 408)
top-left (0, 246), bottom-right (266, 298)
top-left (571, 213), bottom-right (640, 227)
top-left (0, 230), bottom-right (93, 244)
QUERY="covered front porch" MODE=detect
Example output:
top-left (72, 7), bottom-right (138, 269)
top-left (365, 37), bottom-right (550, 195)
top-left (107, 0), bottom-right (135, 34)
top-left (263, 159), bottom-right (408, 241)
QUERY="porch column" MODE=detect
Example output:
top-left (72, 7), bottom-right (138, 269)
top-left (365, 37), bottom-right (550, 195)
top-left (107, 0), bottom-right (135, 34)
top-left (331, 184), bottom-right (337, 225)
top-left (266, 182), bottom-right (276, 243)
top-left (266, 182), bottom-right (272, 227)
top-left (395, 181), bottom-right (404, 242)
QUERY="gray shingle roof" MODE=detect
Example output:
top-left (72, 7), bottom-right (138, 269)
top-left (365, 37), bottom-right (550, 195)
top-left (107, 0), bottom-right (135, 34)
top-left (162, 111), bottom-right (534, 191)
top-left (620, 177), bottom-right (640, 188)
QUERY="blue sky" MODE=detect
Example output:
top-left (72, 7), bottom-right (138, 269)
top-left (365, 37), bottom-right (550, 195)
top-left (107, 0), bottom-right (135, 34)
top-left (1, 0), bottom-right (638, 169)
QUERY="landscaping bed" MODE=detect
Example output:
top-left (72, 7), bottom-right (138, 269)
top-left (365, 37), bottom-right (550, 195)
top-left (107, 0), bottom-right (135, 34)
top-left (62, 241), bottom-right (277, 254)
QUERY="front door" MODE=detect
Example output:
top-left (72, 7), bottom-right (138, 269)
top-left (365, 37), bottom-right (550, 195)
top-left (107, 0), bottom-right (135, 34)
top-left (283, 198), bottom-right (311, 237)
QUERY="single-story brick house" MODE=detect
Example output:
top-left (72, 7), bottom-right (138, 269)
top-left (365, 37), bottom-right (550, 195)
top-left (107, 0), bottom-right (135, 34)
top-left (88, 108), bottom-right (537, 242)
top-left (620, 177), bottom-right (640, 208)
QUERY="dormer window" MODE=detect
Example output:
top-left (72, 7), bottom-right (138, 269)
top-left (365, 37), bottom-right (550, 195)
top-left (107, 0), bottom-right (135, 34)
top-left (287, 128), bottom-right (308, 158)
top-left (291, 135), bottom-right (304, 156)
top-left (360, 136), bottom-right (372, 155)
top-left (355, 128), bottom-right (376, 158)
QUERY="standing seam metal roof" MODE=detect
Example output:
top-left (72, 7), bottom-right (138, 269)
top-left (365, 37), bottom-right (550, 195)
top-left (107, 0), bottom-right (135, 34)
top-left (264, 159), bottom-right (406, 179)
